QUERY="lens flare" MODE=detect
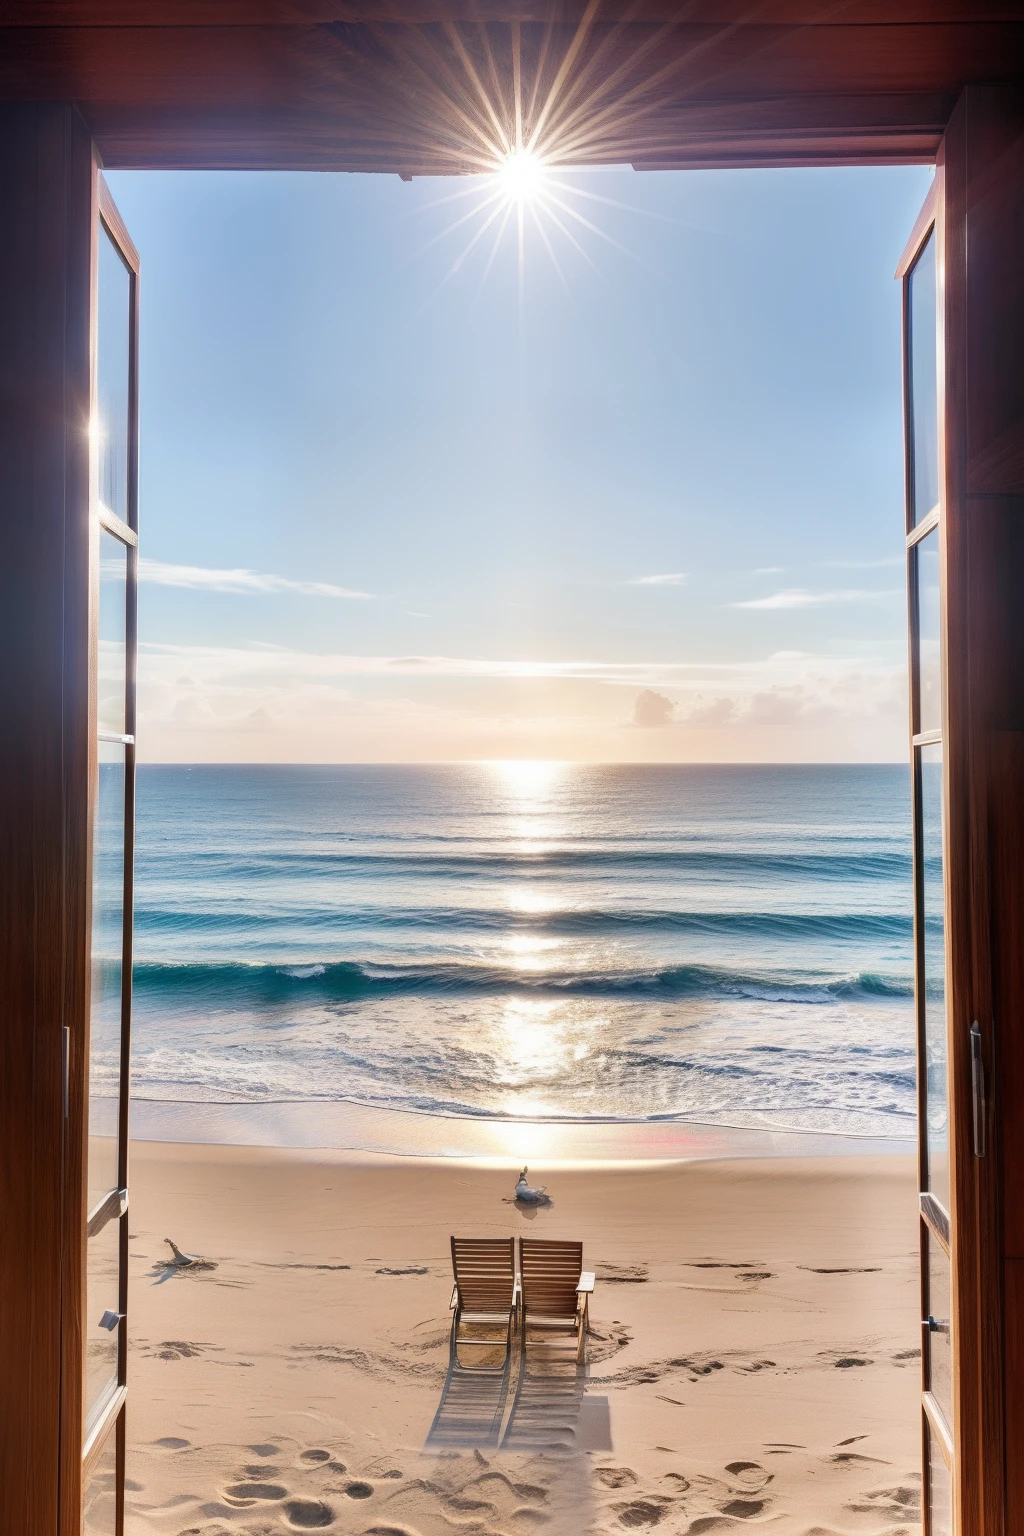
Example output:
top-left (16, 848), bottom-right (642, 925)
top-left (496, 145), bottom-right (546, 202)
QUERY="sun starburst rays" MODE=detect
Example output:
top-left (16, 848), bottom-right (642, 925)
top-left (369, 6), bottom-right (716, 318)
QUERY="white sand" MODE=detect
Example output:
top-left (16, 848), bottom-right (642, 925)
top-left (123, 1144), bottom-right (921, 1536)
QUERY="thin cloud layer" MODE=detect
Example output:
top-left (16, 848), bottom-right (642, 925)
top-left (733, 587), bottom-right (901, 610)
top-left (140, 641), bottom-right (887, 690)
top-left (628, 572), bottom-right (688, 586)
top-left (138, 558), bottom-right (374, 600)
top-left (135, 639), bottom-right (908, 764)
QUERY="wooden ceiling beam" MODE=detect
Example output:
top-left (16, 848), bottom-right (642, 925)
top-left (0, 8), bottom-right (1021, 170)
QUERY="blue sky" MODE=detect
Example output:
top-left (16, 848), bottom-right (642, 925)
top-left (107, 161), bottom-right (932, 762)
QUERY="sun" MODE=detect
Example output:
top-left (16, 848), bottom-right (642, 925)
top-left (496, 145), bottom-right (547, 203)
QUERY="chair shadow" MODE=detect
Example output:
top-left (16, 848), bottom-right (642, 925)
top-left (425, 1337), bottom-right (609, 1455)
top-left (424, 1347), bottom-right (513, 1450)
top-left (499, 1344), bottom-right (587, 1452)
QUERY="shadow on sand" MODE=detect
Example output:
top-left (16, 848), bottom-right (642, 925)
top-left (426, 1337), bottom-right (608, 1454)
top-left (424, 1347), bottom-right (513, 1449)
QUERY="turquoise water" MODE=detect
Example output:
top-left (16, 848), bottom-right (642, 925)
top-left (106, 763), bottom-right (916, 1138)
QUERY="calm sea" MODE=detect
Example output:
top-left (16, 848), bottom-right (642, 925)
top-left (115, 763), bottom-right (917, 1140)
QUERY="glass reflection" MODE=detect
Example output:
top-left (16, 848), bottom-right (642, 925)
top-left (97, 225), bottom-right (132, 525)
top-left (916, 529), bottom-right (941, 735)
top-left (909, 230), bottom-right (939, 526)
top-left (89, 743), bottom-right (125, 1215)
top-left (85, 1213), bottom-right (121, 1429)
top-left (98, 529), bottom-right (127, 738)
top-left (926, 1418), bottom-right (952, 1536)
top-left (83, 1427), bottom-right (118, 1536)
top-left (925, 1225), bottom-right (952, 1427)
top-left (920, 743), bottom-right (948, 1211)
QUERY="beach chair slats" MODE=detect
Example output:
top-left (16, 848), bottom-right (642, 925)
top-left (519, 1239), bottom-right (584, 1318)
top-left (451, 1236), bottom-right (516, 1313)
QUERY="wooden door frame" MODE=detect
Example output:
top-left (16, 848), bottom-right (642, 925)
top-left (0, 102), bottom-right (96, 1536)
top-left (3, 82), bottom-right (1024, 1536)
top-left (938, 83), bottom-right (1024, 1536)
top-left (71, 170), bottom-right (141, 1536)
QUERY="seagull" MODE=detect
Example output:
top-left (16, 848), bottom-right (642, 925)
top-left (514, 1168), bottom-right (549, 1204)
top-left (163, 1238), bottom-right (216, 1269)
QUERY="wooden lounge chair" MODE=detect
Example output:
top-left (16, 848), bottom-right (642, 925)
top-left (448, 1236), bottom-right (518, 1366)
top-left (518, 1238), bottom-right (595, 1365)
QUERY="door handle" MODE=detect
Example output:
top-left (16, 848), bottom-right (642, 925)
top-left (971, 1021), bottom-right (986, 1158)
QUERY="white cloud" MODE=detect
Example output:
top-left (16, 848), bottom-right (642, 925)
top-left (631, 689), bottom-right (675, 727)
top-left (138, 557), bottom-right (375, 600)
top-left (628, 572), bottom-right (688, 586)
top-left (732, 587), bottom-right (902, 610)
top-left (819, 556), bottom-right (904, 570)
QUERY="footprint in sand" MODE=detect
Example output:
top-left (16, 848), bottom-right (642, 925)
top-left (724, 1462), bottom-right (772, 1492)
top-left (283, 1498), bottom-right (337, 1529)
top-left (720, 1499), bottom-right (766, 1518)
top-left (663, 1474), bottom-right (690, 1493)
top-left (595, 1467), bottom-right (638, 1490)
top-left (614, 1497), bottom-right (672, 1527)
top-left (155, 1436), bottom-right (190, 1450)
top-left (847, 1483), bottom-right (921, 1516)
top-left (223, 1481), bottom-right (288, 1505)
top-left (153, 1340), bottom-right (211, 1360)
top-left (299, 1449), bottom-right (333, 1464)
top-left (345, 1482), bottom-right (374, 1499)
top-left (249, 1443), bottom-right (280, 1457)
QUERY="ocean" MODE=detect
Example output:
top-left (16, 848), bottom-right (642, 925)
top-left (107, 763), bottom-right (917, 1143)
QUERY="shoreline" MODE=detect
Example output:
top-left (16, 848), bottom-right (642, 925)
top-left (125, 1095), bottom-right (913, 1160)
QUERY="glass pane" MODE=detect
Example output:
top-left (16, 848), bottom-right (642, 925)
top-left (98, 529), bottom-right (127, 738)
top-left (915, 529), bottom-right (941, 735)
top-left (97, 224), bottom-right (132, 525)
top-left (920, 742), bottom-right (948, 1211)
top-left (925, 1417), bottom-right (952, 1536)
top-left (83, 1424), bottom-right (118, 1536)
top-left (909, 229), bottom-right (939, 526)
top-left (89, 743), bottom-right (125, 1216)
top-left (924, 1224), bottom-right (952, 1426)
top-left (85, 1214), bottom-right (121, 1428)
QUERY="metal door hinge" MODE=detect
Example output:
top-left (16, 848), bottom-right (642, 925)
top-left (970, 1021), bottom-right (986, 1158)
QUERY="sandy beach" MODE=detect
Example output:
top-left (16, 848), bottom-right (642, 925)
top-left (123, 1144), bottom-right (921, 1536)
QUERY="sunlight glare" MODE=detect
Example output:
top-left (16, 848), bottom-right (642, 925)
top-left (490, 759), bottom-right (563, 797)
top-left (496, 145), bottom-right (546, 203)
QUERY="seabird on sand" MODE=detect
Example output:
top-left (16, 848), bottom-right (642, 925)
top-left (514, 1168), bottom-right (550, 1204)
top-left (164, 1238), bottom-right (216, 1269)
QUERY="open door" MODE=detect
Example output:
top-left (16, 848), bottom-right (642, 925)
top-left (898, 178), bottom-right (954, 1536)
top-left (80, 174), bottom-right (139, 1536)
